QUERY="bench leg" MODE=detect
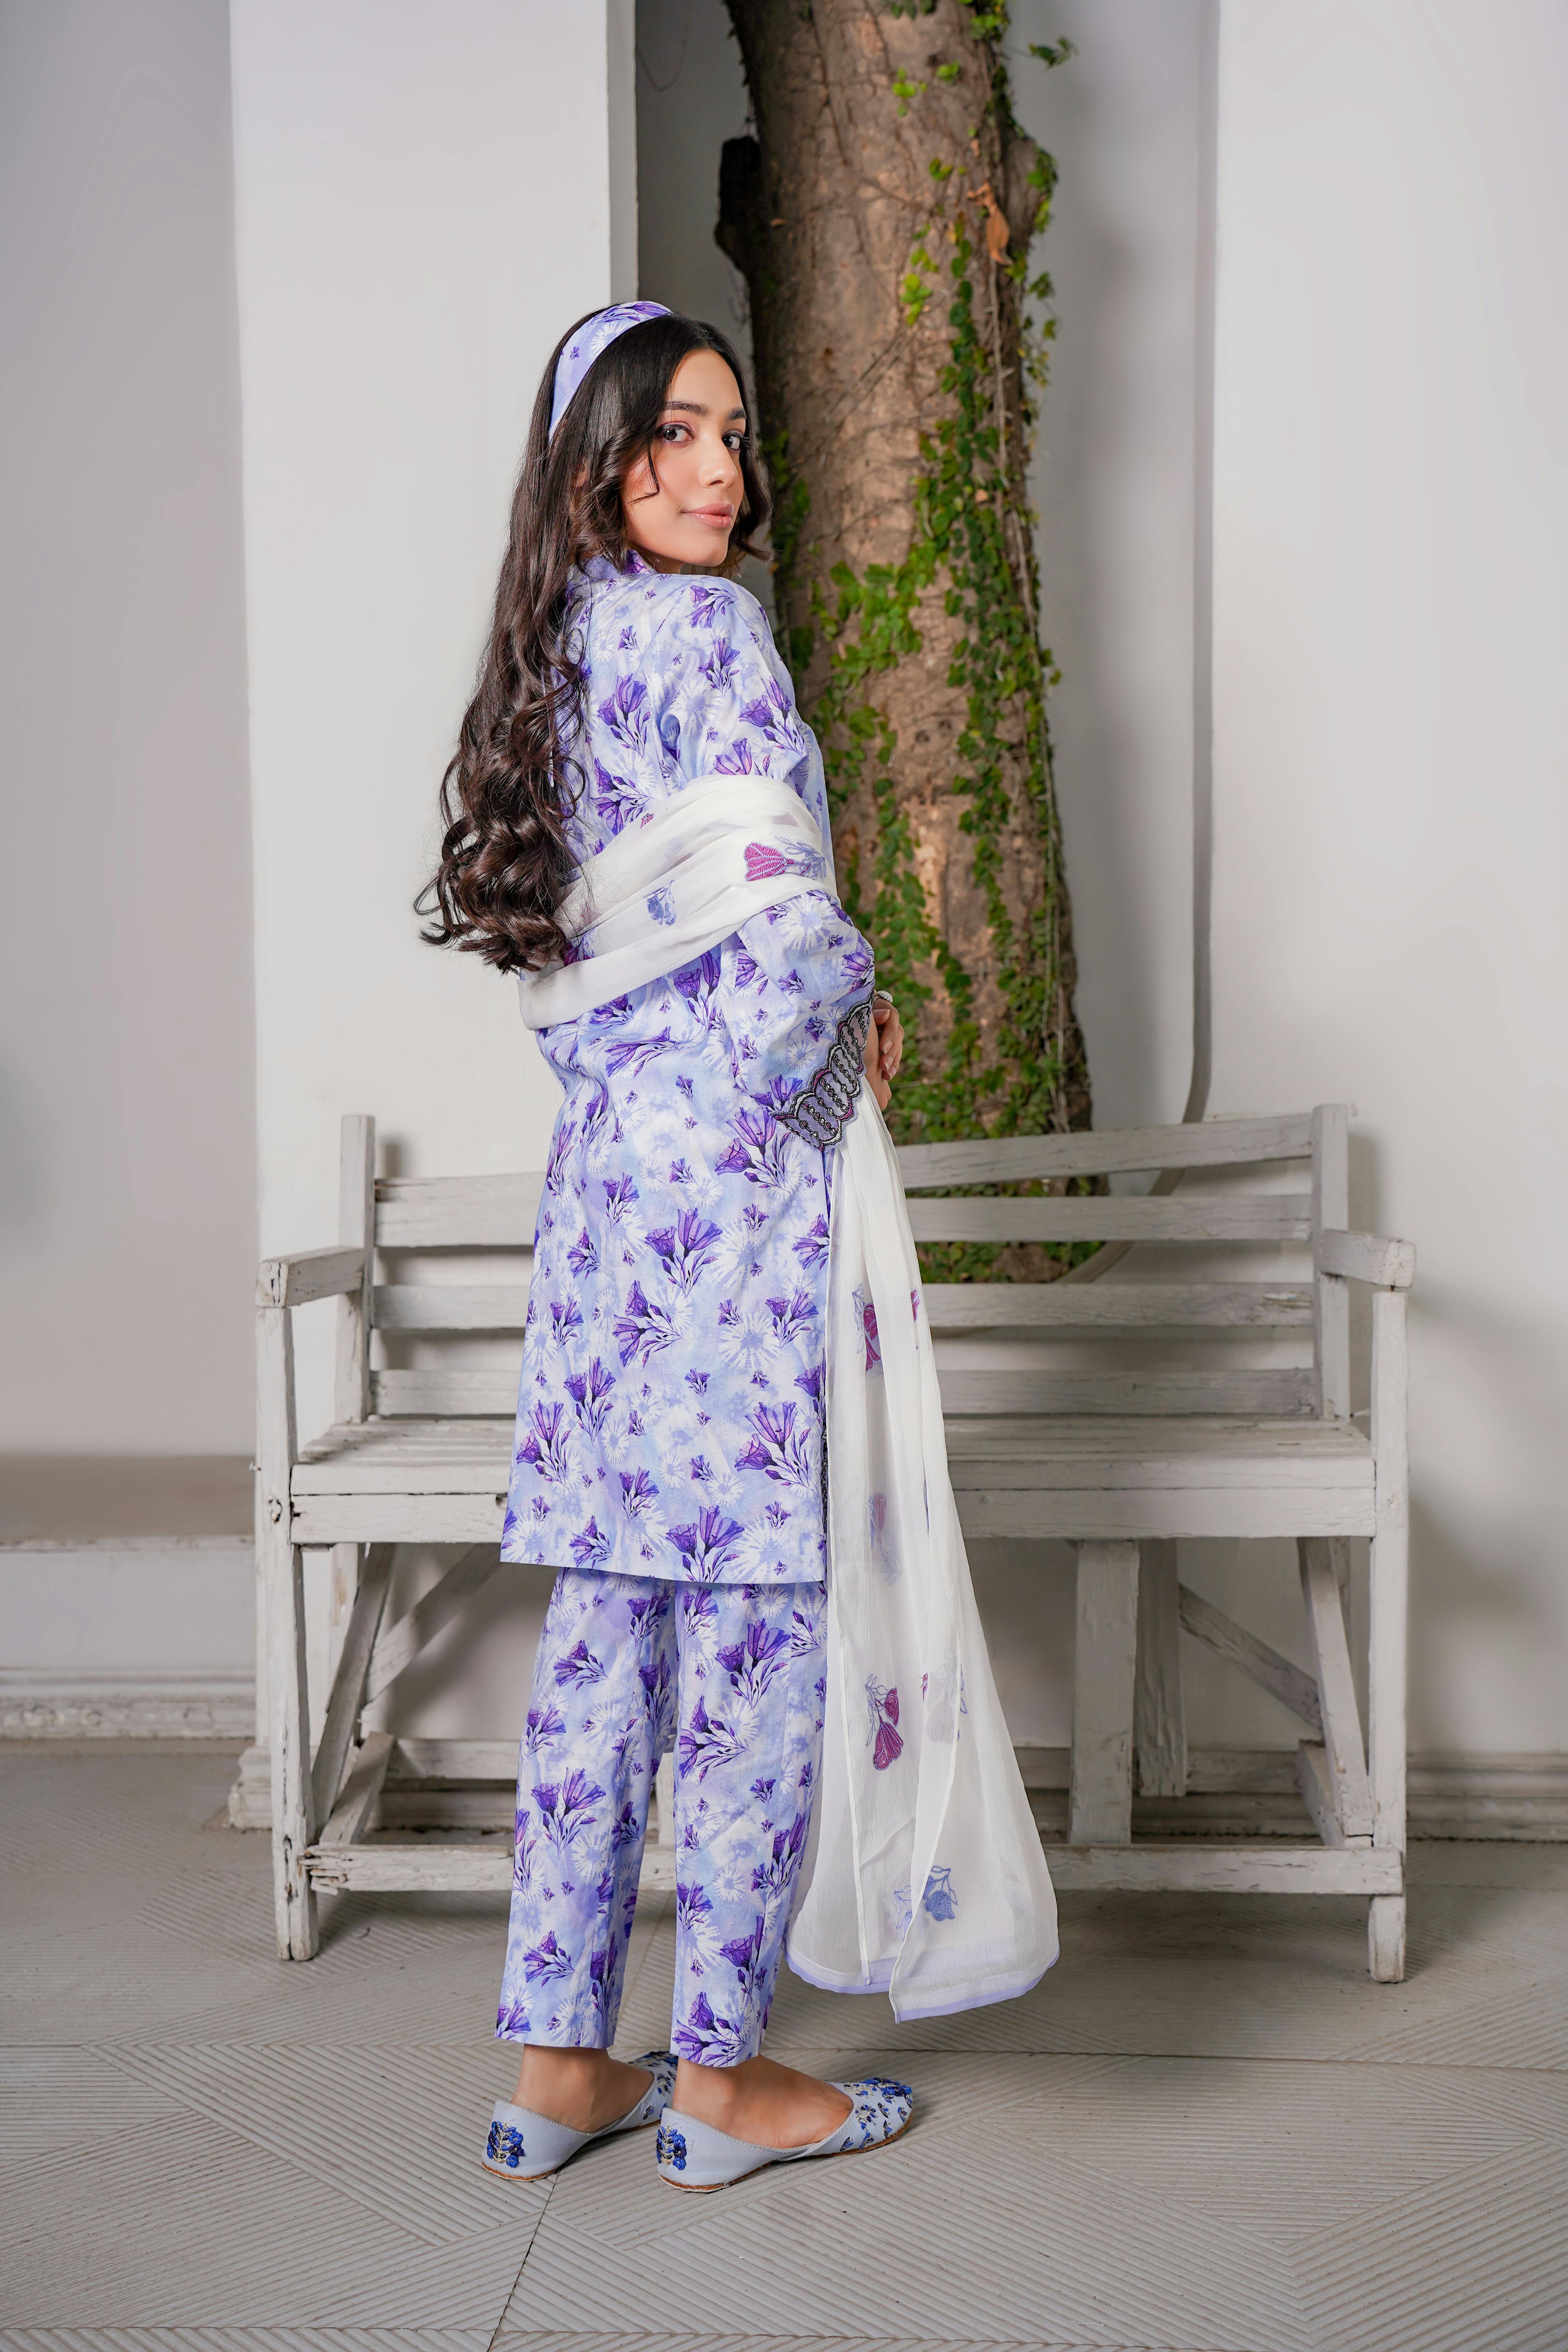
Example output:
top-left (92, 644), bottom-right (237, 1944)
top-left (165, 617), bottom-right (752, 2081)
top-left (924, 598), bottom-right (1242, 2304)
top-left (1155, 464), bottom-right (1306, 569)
top-left (258, 1301), bottom-right (318, 1961)
top-left (1368, 1894), bottom-right (1406, 1982)
top-left (263, 1524), bottom-right (319, 1959)
top-left (1134, 1538), bottom-right (1187, 1797)
top-left (1368, 1287), bottom-right (1410, 1981)
top-left (1069, 1541), bottom-right (1139, 1844)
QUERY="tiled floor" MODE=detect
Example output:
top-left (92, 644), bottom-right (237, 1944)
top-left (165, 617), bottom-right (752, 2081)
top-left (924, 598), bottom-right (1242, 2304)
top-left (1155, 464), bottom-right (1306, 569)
top-left (5, 1745), bottom-right (1568, 2352)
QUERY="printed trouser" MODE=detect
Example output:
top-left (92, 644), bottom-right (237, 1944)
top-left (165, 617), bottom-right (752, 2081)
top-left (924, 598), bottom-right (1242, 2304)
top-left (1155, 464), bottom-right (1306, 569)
top-left (496, 1565), bottom-right (827, 2065)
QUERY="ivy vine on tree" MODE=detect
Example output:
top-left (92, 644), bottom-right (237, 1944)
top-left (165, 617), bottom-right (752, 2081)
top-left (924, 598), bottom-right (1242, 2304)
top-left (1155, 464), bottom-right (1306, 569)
top-left (718, 2), bottom-right (1092, 1276)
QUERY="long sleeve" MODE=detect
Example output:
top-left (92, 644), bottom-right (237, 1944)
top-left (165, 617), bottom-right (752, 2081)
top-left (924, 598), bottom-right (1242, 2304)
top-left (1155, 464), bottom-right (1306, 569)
top-left (647, 579), bottom-right (875, 1148)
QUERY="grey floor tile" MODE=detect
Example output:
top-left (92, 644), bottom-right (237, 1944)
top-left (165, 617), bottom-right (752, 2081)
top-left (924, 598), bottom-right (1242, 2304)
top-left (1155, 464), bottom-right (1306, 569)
top-left (491, 2333), bottom-right (1175, 2352)
top-left (8, 1745), bottom-right (1568, 2348)
top-left (1289, 2139), bottom-right (1568, 2352)
top-left (489, 2340), bottom-right (1174, 2352)
top-left (0, 2332), bottom-right (493, 2351)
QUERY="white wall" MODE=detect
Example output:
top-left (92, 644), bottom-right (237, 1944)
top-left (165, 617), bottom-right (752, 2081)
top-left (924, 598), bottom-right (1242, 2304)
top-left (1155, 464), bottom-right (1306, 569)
top-left (232, 0), bottom-right (637, 1447)
top-left (1012, 0), bottom-right (1209, 1133)
top-left (0, 0), bottom-right (256, 1456)
top-left (1210, 0), bottom-right (1568, 1752)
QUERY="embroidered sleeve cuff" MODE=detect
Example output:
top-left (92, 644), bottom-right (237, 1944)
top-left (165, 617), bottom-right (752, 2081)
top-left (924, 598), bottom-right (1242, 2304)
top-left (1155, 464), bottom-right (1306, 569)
top-left (773, 992), bottom-right (873, 1151)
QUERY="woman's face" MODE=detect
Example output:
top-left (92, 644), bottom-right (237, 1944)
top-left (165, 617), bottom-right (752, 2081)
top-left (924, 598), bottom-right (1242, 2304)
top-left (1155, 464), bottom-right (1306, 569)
top-left (621, 347), bottom-right (746, 573)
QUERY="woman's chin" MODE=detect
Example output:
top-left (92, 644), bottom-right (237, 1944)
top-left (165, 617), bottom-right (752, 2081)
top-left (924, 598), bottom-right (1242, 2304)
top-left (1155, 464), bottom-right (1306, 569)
top-left (628, 528), bottom-right (733, 574)
top-left (679, 528), bottom-right (733, 571)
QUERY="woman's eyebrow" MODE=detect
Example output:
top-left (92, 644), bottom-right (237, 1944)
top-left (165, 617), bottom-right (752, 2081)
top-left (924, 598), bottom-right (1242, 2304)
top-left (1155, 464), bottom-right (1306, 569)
top-left (663, 400), bottom-right (748, 421)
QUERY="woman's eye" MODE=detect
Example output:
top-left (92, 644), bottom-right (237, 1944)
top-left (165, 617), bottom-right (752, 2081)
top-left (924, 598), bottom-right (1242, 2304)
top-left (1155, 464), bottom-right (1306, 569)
top-left (724, 433), bottom-right (746, 452)
top-left (658, 423), bottom-right (689, 443)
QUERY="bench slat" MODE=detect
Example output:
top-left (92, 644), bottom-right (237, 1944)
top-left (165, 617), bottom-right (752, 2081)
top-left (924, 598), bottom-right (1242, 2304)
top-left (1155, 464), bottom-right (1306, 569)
top-left (941, 1416), bottom-right (1371, 1482)
top-left (922, 1282), bottom-right (1314, 1330)
top-left (372, 1371), bottom-right (519, 1417)
top-left (369, 1365), bottom-right (1316, 1421)
top-left (291, 1484), bottom-right (1377, 1545)
top-left (939, 1370), bottom-right (1314, 1417)
top-left (375, 1173), bottom-right (544, 1248)
top-left (955, 1490), bottom-right (1376, 1539)
top-left (904, 1196), bottom-right (1310, 1243)
top-left (368, 1278), bottom-right (1310, 1334)
top-left (301, 1835), bottom-right (1399, 1897)
top-left (302, 1834), bottom-right (1398, 1898)
top-left (373, 1283), bottom-right (532, 1331)
top-left (896, 1112), bottom-right (1315, 1188)
top-left (295, 1411), bottom-right (1370, 1487)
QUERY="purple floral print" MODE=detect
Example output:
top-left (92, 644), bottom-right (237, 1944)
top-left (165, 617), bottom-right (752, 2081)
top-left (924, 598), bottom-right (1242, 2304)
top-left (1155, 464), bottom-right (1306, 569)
top-left (499, 552), bottom-right (873, 1587)
top-left (496, 1566), bottom-right (826, 2059)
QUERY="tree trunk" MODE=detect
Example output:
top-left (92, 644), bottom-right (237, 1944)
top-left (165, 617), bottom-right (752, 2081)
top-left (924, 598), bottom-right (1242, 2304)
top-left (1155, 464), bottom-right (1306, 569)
top-left (719, 0), bottom-right (1091, 1158)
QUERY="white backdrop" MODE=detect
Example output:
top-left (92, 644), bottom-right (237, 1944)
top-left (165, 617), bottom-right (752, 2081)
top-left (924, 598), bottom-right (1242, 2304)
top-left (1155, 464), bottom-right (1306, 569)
top-left (232, 0), bottom-right (638, 1449)
top-left (1207, 0), bottom-right (1568, 1751)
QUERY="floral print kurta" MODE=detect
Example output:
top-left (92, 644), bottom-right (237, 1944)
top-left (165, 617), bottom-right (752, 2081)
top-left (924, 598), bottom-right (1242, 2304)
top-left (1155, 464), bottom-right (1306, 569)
top-left (501, 553), bottom-right (873, 1587)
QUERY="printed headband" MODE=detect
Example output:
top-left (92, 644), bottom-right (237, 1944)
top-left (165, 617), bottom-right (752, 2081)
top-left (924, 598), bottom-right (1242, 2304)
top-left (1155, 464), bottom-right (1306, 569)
top-left (549, 301), bottom-right (672, 436)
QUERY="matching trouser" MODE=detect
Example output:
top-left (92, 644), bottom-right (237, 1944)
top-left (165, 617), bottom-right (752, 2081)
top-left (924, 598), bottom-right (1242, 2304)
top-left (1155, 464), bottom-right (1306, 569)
top-left (496, 1566), bottom-right (827, 2065)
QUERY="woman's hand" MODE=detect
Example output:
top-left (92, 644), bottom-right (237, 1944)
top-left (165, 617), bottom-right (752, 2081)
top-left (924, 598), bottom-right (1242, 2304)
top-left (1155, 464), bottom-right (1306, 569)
top-left (862, 995), bottom-right (903, 1113)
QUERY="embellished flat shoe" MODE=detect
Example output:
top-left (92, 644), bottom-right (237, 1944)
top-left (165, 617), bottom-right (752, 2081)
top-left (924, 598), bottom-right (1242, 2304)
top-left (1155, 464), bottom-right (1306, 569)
top-left (655, 2074), bottom-right (914, 2191)
top-left (483, 2049), bottom-right (677, 2181)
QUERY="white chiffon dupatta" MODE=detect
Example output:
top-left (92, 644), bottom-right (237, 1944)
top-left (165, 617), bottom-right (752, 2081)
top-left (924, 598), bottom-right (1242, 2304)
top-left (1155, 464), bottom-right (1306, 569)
top-left (786, 1087), bottom-right (1058, 2018)
top-left (519, 779), bottom-right (1058, 2022)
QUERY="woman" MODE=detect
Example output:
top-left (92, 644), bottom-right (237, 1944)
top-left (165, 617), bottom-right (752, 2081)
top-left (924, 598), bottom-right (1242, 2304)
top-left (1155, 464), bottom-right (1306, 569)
top-left (425, 304), bottom-right (1056, 2194)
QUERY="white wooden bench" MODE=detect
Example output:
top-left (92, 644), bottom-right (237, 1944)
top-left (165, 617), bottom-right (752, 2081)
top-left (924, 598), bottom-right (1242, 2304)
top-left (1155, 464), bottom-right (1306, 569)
top-left (257, 1106), bottom-right (1414, 1978)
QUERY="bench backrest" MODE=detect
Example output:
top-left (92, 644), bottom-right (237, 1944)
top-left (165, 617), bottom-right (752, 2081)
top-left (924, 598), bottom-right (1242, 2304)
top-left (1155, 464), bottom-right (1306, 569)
top-left (350, 1106), bottom-right (1349, 1424)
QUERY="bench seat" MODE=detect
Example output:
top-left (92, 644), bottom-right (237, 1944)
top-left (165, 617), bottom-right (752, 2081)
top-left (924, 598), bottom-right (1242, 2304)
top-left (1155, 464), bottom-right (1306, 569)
top-left (291, 1412), bottom-right (1375, 1545)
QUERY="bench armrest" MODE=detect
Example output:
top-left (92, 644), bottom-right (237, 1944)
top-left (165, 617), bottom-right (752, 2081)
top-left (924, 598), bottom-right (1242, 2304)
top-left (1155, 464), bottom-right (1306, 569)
top-left (1317, 1229), bottom-right (1416, 1290)
top-left (257, 1245), bottom-right (367, 1310)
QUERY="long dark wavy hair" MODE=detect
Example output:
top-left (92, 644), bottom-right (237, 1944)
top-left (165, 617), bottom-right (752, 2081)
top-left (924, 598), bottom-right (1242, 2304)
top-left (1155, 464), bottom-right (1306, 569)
top-left (419, 310), bottom-right (769, 973)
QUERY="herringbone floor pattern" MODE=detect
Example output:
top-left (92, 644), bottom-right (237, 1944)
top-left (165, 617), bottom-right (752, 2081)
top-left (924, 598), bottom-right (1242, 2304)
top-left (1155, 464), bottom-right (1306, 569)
top-left (4, 1748), bottom-right (1566, 2352)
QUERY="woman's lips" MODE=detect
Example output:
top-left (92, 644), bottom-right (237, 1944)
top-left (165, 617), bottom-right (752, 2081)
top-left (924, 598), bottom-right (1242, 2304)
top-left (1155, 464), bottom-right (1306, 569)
top-left (688, 507), bottom-right (735, 526)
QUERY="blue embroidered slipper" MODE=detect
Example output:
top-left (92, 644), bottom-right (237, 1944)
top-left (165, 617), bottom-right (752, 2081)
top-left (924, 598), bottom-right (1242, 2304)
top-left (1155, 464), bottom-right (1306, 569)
top-left (483, 2050), bottom-right (677, 2181)
top-left (655, 2074), bottom-right (914, 2191)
